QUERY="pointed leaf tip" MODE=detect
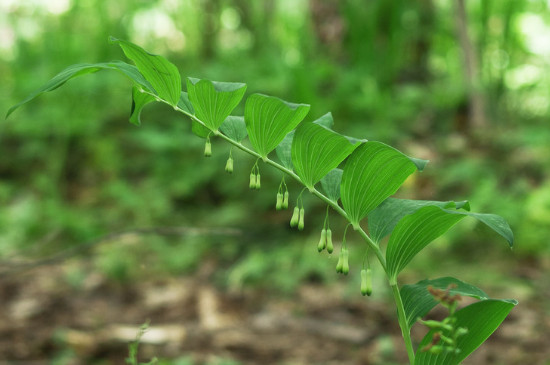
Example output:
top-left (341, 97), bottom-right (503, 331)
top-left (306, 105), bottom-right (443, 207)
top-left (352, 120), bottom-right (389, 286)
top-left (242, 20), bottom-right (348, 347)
top-left (111, 37), bottom-right (181, 106)
top-left (245, 93), bottom-right (310, 158)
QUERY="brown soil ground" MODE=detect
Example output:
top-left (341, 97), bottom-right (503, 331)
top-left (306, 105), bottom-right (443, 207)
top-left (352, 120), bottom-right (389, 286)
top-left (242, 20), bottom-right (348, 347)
top-left (0, 258), bottom-right (549, 365)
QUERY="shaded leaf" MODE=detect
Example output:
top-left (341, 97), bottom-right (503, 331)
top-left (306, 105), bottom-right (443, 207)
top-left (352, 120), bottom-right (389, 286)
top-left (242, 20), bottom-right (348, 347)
top-left (187, 78), bottom-right (246, 132)
top-left (401, 277), bottom-right (489, 328)
top-left (320, 168), bottom-right (343, 202)
top-left (415, 299), bottom-right (517, 365)
top-left (245, 93), bottom-right (310, 159)
top-left (192, 121), bottom-right (211, 138)
top-left (177, 91), bottom-right (194, 114)
top-left (6, 61), bottom-right (152, 118)
top-left (220, 116), bottom-right (248, 142)
top-left (368, 198), bottom-right (470, 243)
top-left (275, 112), bottom-right (332, 170)
top-left (110, 37), bottom-right (181, 106)
top-left (129, 86), bottom-right (156, 126)
top-left (340, 141), bottom-right (417, 228)
top-left (292, 122), bottom-right (360, 189)
top-left (409, 156), bottom-right (429, 171)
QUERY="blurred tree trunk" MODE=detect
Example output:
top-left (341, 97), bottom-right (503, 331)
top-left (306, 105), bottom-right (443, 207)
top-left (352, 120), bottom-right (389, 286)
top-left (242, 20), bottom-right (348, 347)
top-left (233, 0), bottom-right (274, 54)
top-left (455, 0), bottom-right (487, 131)
top-left (201, 0), bottom-right (221, 60)
top-left (411, 0), bottom-right (434, 83)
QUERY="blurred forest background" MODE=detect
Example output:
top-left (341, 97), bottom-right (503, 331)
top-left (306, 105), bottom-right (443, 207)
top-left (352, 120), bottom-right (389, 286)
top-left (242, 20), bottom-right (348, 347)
top-left (1, 0), bottom-right (549, 364)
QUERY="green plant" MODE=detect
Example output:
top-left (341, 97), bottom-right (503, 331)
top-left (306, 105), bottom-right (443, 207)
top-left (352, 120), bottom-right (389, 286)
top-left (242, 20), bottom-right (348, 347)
top-left (126, 321), bottom-right (158, 365)
top-left (7, 37), bottom-right (517, 365)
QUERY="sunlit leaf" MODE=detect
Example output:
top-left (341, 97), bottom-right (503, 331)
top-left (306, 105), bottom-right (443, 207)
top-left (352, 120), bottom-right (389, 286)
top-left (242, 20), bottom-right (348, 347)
top-left (275, 112), bottom-right (333, 170)
top-left (386, 205), bottom-right (513, 282)
top-left (110, 37), bottom-right (181, 106)
top-left (220, 116), bottom-right (248, 142)
top-left (6, 61), bottom-right (152, 118)
top-left (245, 93), bottom-right (310, 159)
top-left (368, 198), bottom-right (470, 243)
top-left (320, 168), bottom-right (343, 202)
top-left (187, 78), bottom-right (247, 132)
top-left (401, 277), bottom-right (489, 328)
top-left (415, 299), bottom-right (517, 365)
top-left (292, 122), bottom-right (360, 189)
top-left (340, 141), bottom-right (417, 228)
top-left (129, 86), bottom-right (156, 126)
top-left (386, 206), bottom-right (466, 282)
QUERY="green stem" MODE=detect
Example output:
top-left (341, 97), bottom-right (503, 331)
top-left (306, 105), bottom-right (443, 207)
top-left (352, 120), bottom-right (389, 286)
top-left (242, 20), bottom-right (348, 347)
top-left (155, 95), bottom-right (410, 362)
top-left (392, 282), bottom-right (416, 364)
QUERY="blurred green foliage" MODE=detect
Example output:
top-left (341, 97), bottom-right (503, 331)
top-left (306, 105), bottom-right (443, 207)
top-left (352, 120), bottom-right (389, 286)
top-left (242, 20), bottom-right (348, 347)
top-left (1, 0), bottom-right (550, 289)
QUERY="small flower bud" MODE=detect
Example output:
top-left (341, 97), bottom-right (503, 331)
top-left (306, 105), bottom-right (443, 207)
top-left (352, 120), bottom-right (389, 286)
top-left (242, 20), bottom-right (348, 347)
top-left (429, 345), bottom-right (443, 355)
top-left (249, 173), bottom-right (256, 189)
top-left (336, 250), bottom-right (344, 273)
top-left (317, 229), bottom-right (327, 252)
top-left (204, 139), bottom-right (212, 157)
top-left (276, 193), bottom-right (283, 210)
top-left (298, 208), bottom-right (305, 230)
top-left (225, 156), bottom-right (233, 173)
top-left (326, 229), bottom-right (333, 253)
top-left (255, 173), bottom-right (261, 190)
top-left (361, 268), bottom-right (372, 296)
top-left (282, 191), bottom-right (289, 209)
top-left (290, 207), bottom-right (299, 227)
top-left (342, 248), bottom-right (349, 275)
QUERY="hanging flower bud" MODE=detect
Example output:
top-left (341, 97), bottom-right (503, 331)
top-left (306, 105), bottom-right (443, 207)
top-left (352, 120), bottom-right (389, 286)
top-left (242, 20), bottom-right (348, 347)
top-left (282, 191), bottom-right (289, 209)
top-left (326, 229), bottom-right (333, 253)
top-left (290, 207), bottom-right (300, 227)
top-left (276, 193), bottom-right (283, 210)
top-left (204, 138), bottom-right (212, 157)
top-left (249, 173), bottom-right (256, 189)
top-left (298, 207), bottom-right (305, 230)
top-left (336, 250), bottom-right (344, 273)
top-left (317, 229), bottom-right (327, 252)
top-left (342, 248), bottom-right (349, 275)
top-left (255, 173), bottom-right (261, 190)
top-left (225, 156), bottom-right (233, 173)
top-left (361, 268), bottom-right (373, 296)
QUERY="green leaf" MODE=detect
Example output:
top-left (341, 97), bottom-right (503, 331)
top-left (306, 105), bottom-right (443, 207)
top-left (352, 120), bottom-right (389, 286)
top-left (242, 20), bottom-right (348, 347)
top-left (292, 122), bottom-right (360, 189)
top-left (401, 277), bottom-right (489, 328)
top-left (220, 116), bottom-right (248, 142)
top-left (187, 78), bottom-right (247, 132)
top-left (340, 141), bottom-right (417, 228)
top-left (415, 299), bottom-right (517, 365)
top-left (386, 205), bottom-right (513, 282)
top-left (177, 91), bottom-right (194, 114)
top-left (6, 61), bottom-right (152, 118)
top-left (368, 198), bottom-right (470, 243)
top-left (110, 36), bottom-right (181, 106)
top-left (386, 206), bottom-right (466, 282)
top-left (275, 112), bottom-right (332, 170)
top-left (129, 86), bottom-right (156, 126)
top-left (245, 93), bottom-right (310, 159)
top-left (320, 168), bottom-right (343, 202)
top-left (312, 112), bottom-right (334, 129)
top-left (191, 121), bottom-right (211, 138)
top-left (409, 156), bottom-right (429, 171)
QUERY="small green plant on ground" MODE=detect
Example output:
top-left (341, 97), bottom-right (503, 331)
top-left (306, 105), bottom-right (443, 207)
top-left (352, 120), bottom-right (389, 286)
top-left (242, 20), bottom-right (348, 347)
top-left (7, 37), bottom-right (517, 365)
top-left (126, 321), bottom-right (158, 365)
